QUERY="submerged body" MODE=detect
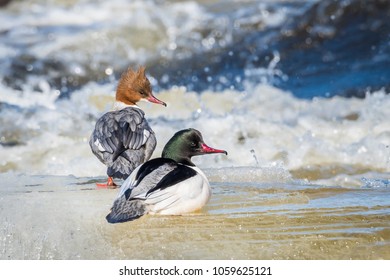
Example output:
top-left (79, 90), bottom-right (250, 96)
top-left (106, 128), bottom-right (227, 223)
top-left (89, 67), bottom-right (166, 187)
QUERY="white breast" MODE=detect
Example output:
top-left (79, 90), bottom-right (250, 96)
top-left (146, 166), bottom-right (211, 215)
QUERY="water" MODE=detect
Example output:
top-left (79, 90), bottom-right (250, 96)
top-left (1, 172), bottom-right (389, 259)
top-left (0, 0), bottom-right (389, 260)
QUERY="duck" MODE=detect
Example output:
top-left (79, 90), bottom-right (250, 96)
top-left (106, 128), bottom-right (227, 223)
top-left (89, 66), bottom-right (166, 188)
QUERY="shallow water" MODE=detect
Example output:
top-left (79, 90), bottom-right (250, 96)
top-left (1, 171), bottom-right (389, 260)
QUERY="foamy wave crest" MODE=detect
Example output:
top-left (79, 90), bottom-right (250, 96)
top-left (1, 81), bottom-right (389, 185)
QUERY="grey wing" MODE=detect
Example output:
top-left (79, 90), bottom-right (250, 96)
top-left (118, 108), bottom-right (146, 150)
top-left (118, 160), bottom-right (177, 201)
top-left (90, 107), bottom-right (154, 162)
top-left (90, 112), bottom-right (118, 155)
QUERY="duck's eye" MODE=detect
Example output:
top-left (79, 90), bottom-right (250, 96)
top-left (190, 142), bottom-right (197, 147)
top-left (139, 90), bottom-right (147, 96)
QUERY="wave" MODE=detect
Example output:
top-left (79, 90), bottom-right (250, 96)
top-left (1, 80), bottom-right (389, 183)
top-left (0, 0), bottom-right (389, 185)
top-left (0, 0), bottom-right (389, 99)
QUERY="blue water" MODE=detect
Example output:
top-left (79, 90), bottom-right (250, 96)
top-left (0, 0), bottom-right (389, 100)
top-left (134, 0), bottom-right (390, 98)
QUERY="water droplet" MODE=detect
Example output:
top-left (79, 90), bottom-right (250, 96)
top-left (169, 42), bottom-right (177, 50)
top-left (105, 67), bottom-right (113, 76)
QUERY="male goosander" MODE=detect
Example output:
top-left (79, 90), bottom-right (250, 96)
top-left (89, 66), bottom-right (166, 188)
top-left (106, 128), bottom-right (227, 223)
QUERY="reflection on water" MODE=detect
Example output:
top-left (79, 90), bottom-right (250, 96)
top-left (1, 172), bottom-right (389, 260)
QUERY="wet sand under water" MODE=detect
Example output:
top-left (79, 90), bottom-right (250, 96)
top-left (1, 173), bottom-right (390, 260)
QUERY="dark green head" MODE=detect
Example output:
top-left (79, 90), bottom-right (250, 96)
top-left (162, 128), bottom-right (228, 166)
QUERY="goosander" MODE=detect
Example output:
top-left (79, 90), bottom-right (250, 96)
top-left (89, 66), bottom-right (166, 188)
top-left (106, 128), bottom-right (227, 223)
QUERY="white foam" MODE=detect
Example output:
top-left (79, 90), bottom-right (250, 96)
top-left (2, 80), bottom-right (389, 182)
top-left (1, 0), bottom-right (389, 183)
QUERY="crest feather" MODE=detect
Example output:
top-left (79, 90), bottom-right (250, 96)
top-left (137, 66), bottom-right (146, 77)
top-left (115, 66), bottom-right (150, 104)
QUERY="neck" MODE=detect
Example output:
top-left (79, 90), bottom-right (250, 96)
top-left (112, 101), bottom-right (139, 111)
top-left (162, 147), bottom-right (195, 166)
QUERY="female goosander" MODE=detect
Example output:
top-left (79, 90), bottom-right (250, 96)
top-left (89, 66), bottom-right (166, 188)
top-left (106, 128), bottom-right (227, 223)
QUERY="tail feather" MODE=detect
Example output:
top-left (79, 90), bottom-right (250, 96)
top-left (106, 196), bottom-right (146, 223)
top-left (107, 151), bottom-right (145, 180)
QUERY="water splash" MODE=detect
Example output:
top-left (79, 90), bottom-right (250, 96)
top-left (361, 178), bottom-right (390, 188)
